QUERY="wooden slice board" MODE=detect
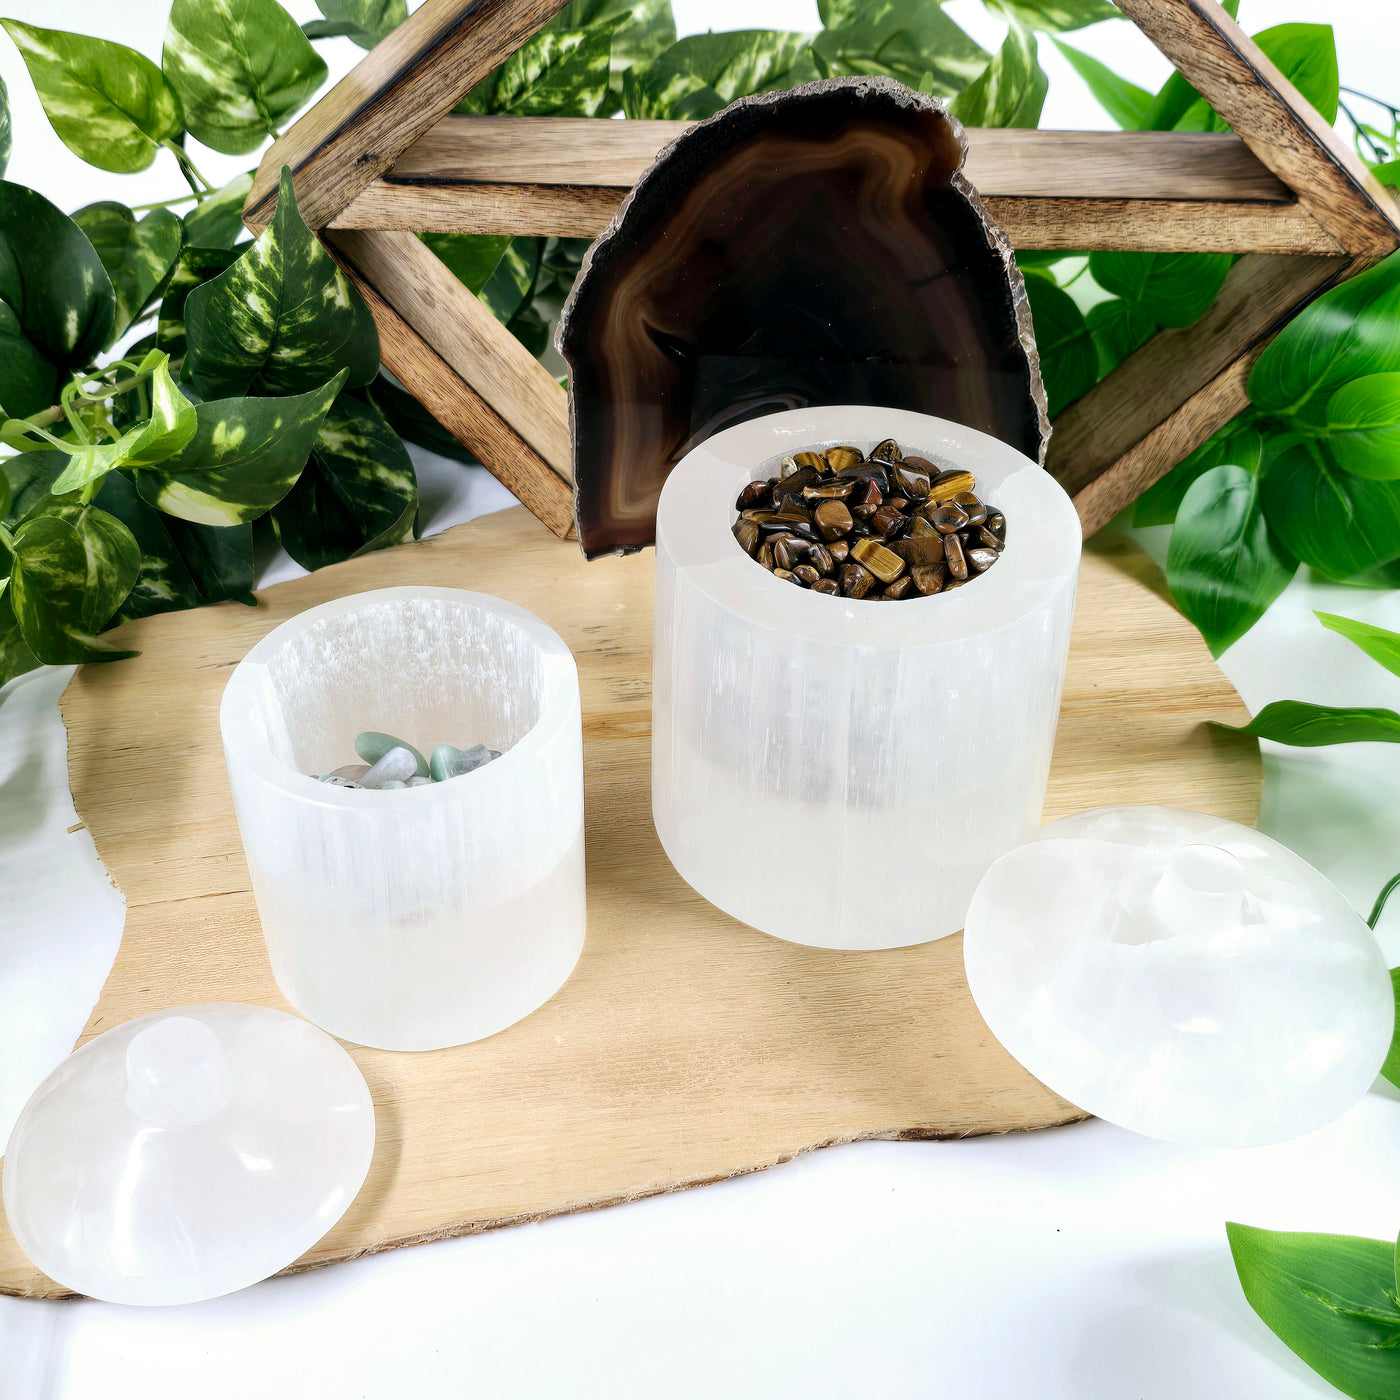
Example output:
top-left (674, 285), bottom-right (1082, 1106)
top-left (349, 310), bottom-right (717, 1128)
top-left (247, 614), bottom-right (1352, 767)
top-left (0, 509), bottom-right (1260, 1299)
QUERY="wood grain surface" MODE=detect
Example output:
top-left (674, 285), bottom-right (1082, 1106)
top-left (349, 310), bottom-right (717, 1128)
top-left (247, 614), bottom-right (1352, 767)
top-left (1117, 0), bottom-right (1400, 254)
top-left (380, 121), bottom-right (1297, 201)
top-left (0, 510), bottom-right (1261, 1300)
top-left (245, 0), bottom-right (569, 232)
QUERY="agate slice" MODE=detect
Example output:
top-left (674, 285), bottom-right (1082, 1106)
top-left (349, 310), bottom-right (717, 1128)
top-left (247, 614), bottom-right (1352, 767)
top-left (558, 75), bottom-right (1048, 558)
top-left (962, 808), bottom-right (1394, 1147)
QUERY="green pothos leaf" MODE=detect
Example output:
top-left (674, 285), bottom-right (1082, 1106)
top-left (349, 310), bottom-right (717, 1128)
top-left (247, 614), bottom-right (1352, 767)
top-left (2, 448), bottom-right (66, 526)
top-left (1022, 273), bottom-right (1095, 417)
top-left (71, 202), bottom-right (183, 343)
top-left (1229, 1223), bottom-right (1400, 1400)
top-left (0, 587), bottom-right (39, 690)
top-left (1325, 373), bottom-right (1400, 481)
top-left (1262, 439), bottom-right (1400, 581)
top-left (51, 353), bottom-right (196, 494)
top-left (462, 21), bottom-right (621, 117)
top-left (1166, 462), bottom-right (1296, 657)
top-left (163, 0), bottom-right (327, 156)
top-left (134, 369), bottom-right (346, 525)
top-left (0, 74), bottom-right (11, 177)
top-left (368, 375), bottom-right (476, 466)
top-left (0, 181), bottom-right (116, 418)
top-left (312, 0), bottom-right (406, 50)
top-left (949, 14), bottom-right (1047, 129)
top-left (182, 171), bottom-right (254, 249)
top-left (0, 19), bottom-right (183, 173)
top-left (552, 0), bottom-right (675, 102)
top-left (1216, 700), bottom-right (1400, 747)
top-left (624, 29), bottom-right (819, 120)
top-left (92, 469), bottom-right (202, 623)
top-left (1314, 611), bottom-right (1400, 679)
top-left (991, 0), bottom-right (1118, 33)
top-left (183, 168), bottom-right (378, 399)
top-left (1086, 297), bottom-right (1156, 378)
top-left (812, 0), bottom-right (987, 97)
top-left (163, 515), bottom-right (254, 604)
top-left (156, 244), bottom-right (242, 364)
top-left (1089, 249), bottom-right (1232, 329)
top-left (1135, 424), bottom-right (1259, 528)
top-left (270, 395), bottom-right (416, 571)
top-left (9, 505), bottom-right (140, 663)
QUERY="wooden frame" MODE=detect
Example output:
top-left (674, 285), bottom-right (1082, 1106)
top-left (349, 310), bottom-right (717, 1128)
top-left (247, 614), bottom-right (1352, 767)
top-left (246, 0), bottom-right (1400, 540)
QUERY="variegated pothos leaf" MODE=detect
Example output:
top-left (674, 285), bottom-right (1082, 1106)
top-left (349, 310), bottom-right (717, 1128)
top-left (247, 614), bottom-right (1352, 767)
top-left (9, 505), bottom-right (140, 663)
top-left (71, 202), bottom-right (183, 342)
top-left (183, 167), bottom-right (378, 399)
top-left (0, 19), bottom-right (183, 173)
top-left (134, 369), bottom-right (346, 525)
top-left (270, 393), bottom-right (416, 570)
top-left (163, 0), bottom-right (327, 155)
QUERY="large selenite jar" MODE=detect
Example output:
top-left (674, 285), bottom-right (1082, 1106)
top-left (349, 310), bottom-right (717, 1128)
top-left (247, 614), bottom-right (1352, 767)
top-left (220, 588), bottom-right (586, 1051)
top-left (653, 406), bottom-right (1081, 950)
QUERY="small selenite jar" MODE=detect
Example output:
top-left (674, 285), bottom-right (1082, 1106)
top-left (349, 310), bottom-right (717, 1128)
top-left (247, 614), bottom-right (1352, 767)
top-left (652, 406), bottom-right (1081, 950)
top-left (220, 587), bottom-right (586, 1050)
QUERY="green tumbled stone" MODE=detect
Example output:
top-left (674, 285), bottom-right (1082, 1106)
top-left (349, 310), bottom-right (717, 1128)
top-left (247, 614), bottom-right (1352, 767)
top-left (429, 744), bottom-right (462, 782)
top-left (356, 731), bottom-right (428, 777)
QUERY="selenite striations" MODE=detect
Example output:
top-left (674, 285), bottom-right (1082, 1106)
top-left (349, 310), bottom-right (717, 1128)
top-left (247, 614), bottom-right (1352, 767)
top-left (220, 587), bottom-right (586, 1052)
top-left (559, 76), bottom-right (1049, 558)
top-left (652, 406), bottom-right (1079, 950)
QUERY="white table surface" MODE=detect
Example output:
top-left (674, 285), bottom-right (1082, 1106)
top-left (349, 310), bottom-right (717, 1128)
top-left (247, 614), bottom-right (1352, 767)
top-left (3, 2), bottom-right (1400, 1396)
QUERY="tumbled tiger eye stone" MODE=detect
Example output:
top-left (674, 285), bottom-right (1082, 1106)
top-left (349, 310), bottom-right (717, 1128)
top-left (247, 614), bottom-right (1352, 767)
top-left (807, 543), bottom-right (835, 576)
top-left (757, 541), bottom-right (776, 570)
top-left (888, 534), bottom-right (945, 567)
top-left (911, 563), bottom-right (948, 595)
top-left (839, 561), bottom-right (876, 598)
top-left (824, 446), bottom-right (864, 472)
top-left (870, 438), bottom-right (902, 464)
top-left (929, 503), bottom-right (969, 533)
top-left (882, 575), bottom-right (915, 600)
top-left (977, 525), bottom-right (1004, 551)
top-left (803, 480), bottom-right (856, 501)
top-left (813, 499), bottom-right (853, 540)
top-left (793, 451), bottom-right (827, 472)
top-left (811, 577), bottom-right (840, 595)
top-left (793, 563), bottom-right (821, 585)
top-left (737, 480), bottom-right (770, 510)
top-left (967, 546), bottom-right (1000, 573)
top-left (828, 539), bottom-right (850, 566)
top-left (772, 567), bottom-right (797, 582)
top-left (732, 519), bottom-right (761, 554)
top-left (773, 537), bottom-right (804, 571)
top-left (869, 504), bottom-right (907, 538)
top-left (944, 531), bottom-right (969, 580)
top-left (891, 462), bottom-right (931, 499)
top-left (928, 470), bottom-right (976, 502)
top-left (849, 537), bottom-right (906, 583)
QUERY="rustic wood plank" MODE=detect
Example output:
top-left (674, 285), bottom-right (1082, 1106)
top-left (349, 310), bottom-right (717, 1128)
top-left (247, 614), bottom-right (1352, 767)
top-left (330, 228), bottom-right (573, 486)
top-left (245, 0), bottom-right (570, 232)
top-left (1116, 0), bottom-right (1400, 254)
top-left (1047, 253), bottom-right (1349, 494)
top-left (0, 515), bottom-right (1260, 1299)
top-left (1071, 354), bottom-right (1255, 537)
top-left (326, 240), bottom-right (575, 539)
top-left (332, 181), bottom-right (1337, 254)
top-left (386, 119), bottom-right (1297, 202)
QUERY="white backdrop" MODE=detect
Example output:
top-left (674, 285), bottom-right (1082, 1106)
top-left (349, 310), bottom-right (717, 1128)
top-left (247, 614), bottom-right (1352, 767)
top-left (3, 4), bottom-right (1400, 1397)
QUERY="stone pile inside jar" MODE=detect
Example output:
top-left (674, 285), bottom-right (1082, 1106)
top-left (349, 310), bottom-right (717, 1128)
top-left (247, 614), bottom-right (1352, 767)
top-left (731, 438), bottom-right (1006, 599)
top-left (313, 731), bottom-right (502, 790)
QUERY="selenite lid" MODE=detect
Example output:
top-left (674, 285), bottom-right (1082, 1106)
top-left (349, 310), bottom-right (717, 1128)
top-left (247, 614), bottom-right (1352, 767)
top-left (963, 807), bottom-right (1394, 1147)
top-left (3, 1003), bottom-right (374, 1304)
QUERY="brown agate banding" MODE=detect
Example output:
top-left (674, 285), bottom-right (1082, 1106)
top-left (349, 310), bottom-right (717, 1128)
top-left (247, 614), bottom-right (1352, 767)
top-left (558, 75), bottom-right (1050, 559)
